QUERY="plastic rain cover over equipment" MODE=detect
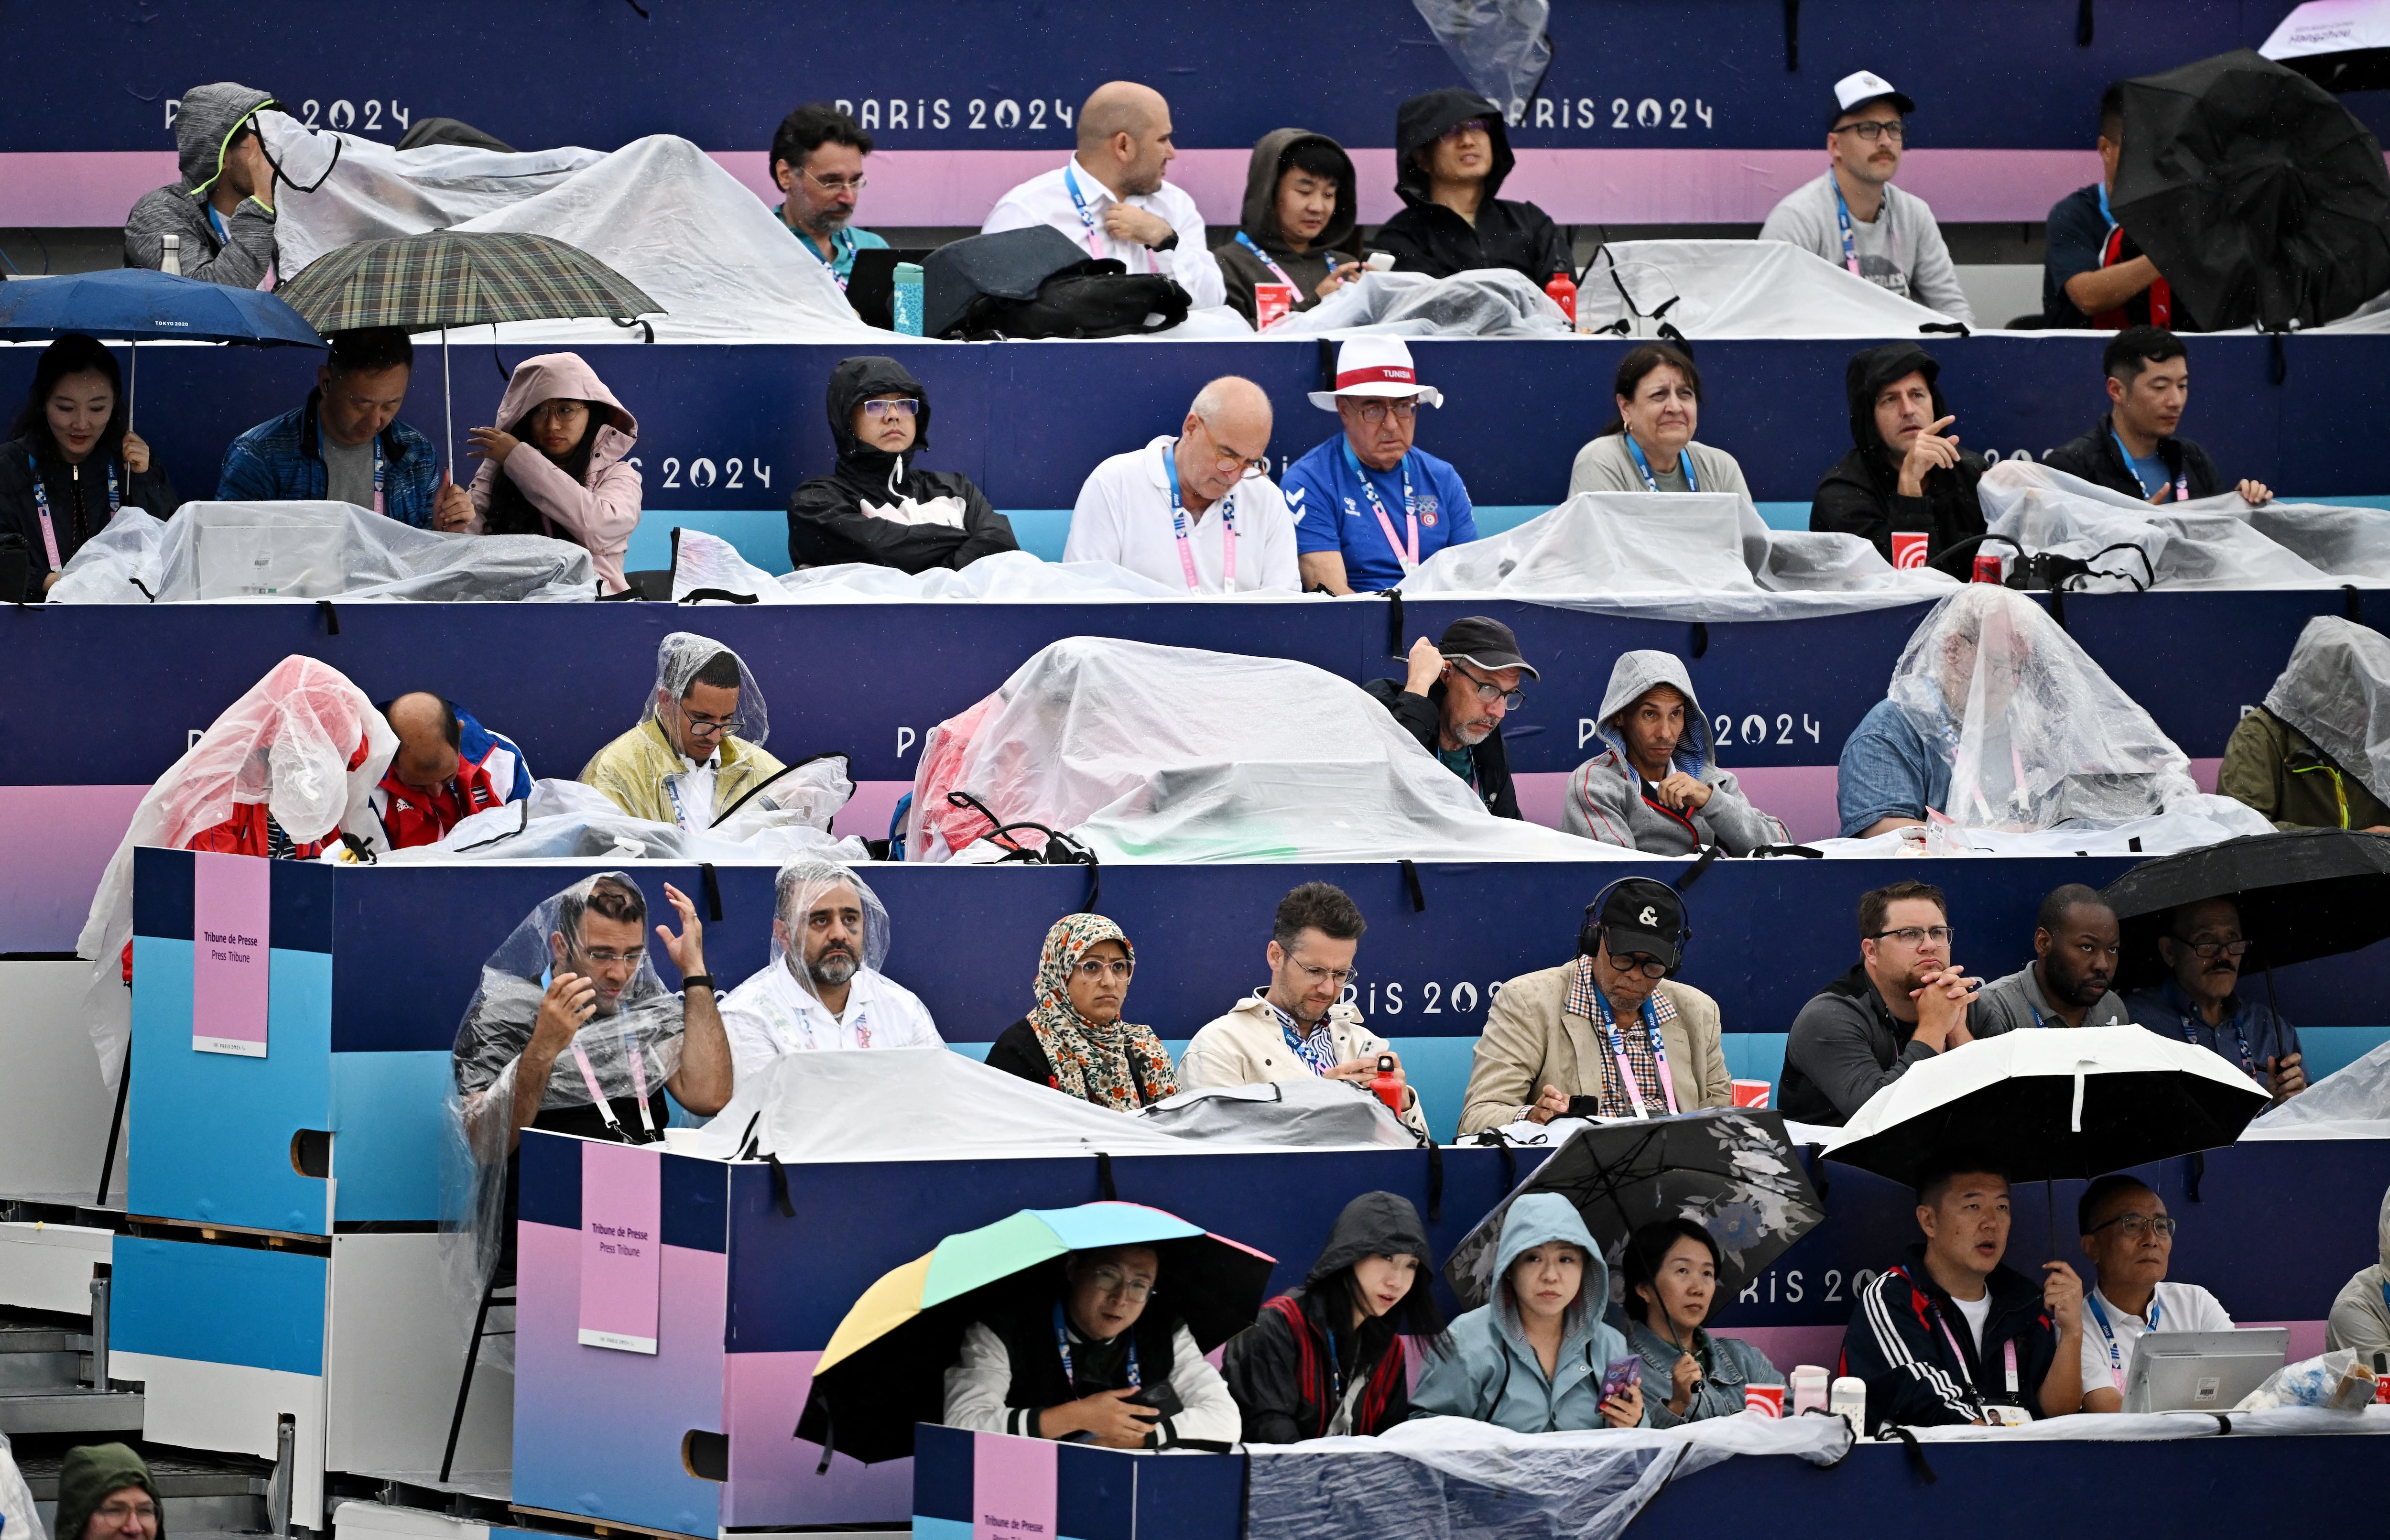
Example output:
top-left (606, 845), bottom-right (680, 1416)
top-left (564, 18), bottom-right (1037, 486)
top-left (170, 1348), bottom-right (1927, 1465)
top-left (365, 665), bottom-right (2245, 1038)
top-left (901, 637), bottom-right (1630, 864)
top-left (76, 655), bottom-right (396, 1086)
top-left (1977, 461), bottom-right (2357, 589)
top-left (1396, 490), bottom-right (1958, 619)
top-left (669, 529), bottom-right (1190, 603)
top-left (46, 502), bottom-right (597, 603)
top-left (1268, 268), bottom-right (1572, 337)
top-left (373, 775), bottom-right (868, 864)
top-left (259, 122), bottom-right (878, 345)
top-left (1135, 1075), bottom-right (1422, 1149)
top-left (2263, 616), bottom-right (2390, 807)
top-left (1244, 1413), bottom-right (1852, 1540)
top-left (2244, 1034), bottom-right (2390, 1139)
top-left (1576, 240), bottom-right (1963, 338)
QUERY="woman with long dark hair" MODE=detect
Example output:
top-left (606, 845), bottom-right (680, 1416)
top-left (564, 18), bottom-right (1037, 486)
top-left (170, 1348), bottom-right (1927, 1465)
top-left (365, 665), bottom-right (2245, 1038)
top-left (464, 352), bottom-right (641, 593)
top-left (1223, 1192), bottom-right (1447, 1441)
top-left (1566, 343), bottom-right (1750, 501)
top-left (0, 335), bottom-right (177, 599)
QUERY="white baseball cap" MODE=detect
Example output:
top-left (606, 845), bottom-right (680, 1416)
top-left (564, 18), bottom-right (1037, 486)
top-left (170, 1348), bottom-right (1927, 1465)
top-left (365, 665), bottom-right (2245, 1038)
top-left (1831, 69), bottom-right (1915, 125)
top-left (1306, 336), bottom-right (1446, 411)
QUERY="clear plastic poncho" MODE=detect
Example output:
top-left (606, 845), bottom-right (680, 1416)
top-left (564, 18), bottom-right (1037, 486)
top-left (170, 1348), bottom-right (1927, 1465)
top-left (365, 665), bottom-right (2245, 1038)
top-left (766, 856), bottom-right (893, 993)
top-left (1409, 0), bottom-right (1553, 123)
top-left (1975, 462), bottom-right (2332, 591)
top-left (76, 655), bottom-right (396, 1086)
top-left (1884, 585), bottom-right (2204, 830)
top-left (645, 630), bottom-right (770, 749)
top-left (2261, 615), bottom-right (2390, 808)
top-left (443, 871), bottom-right (687, 1326)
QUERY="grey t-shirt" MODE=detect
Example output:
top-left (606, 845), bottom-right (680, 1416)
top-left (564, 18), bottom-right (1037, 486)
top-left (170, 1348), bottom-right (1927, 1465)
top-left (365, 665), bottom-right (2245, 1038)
top-left (1757, 172), bottom-right (1974, 324)
top-left (321, 432), bottom-right (375, 511)
top-left (1972, 963), bottom-right (2130, 1038)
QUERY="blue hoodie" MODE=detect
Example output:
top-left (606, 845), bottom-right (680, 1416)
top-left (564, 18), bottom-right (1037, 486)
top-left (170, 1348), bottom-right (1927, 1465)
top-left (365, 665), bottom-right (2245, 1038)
top-left (1410, 1194), bottom-right (1647, 1432)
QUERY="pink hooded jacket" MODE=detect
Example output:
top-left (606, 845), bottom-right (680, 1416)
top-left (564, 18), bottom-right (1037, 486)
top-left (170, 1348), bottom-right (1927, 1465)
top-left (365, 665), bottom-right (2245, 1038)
top-left (467, 352), bottom-right (641, 592)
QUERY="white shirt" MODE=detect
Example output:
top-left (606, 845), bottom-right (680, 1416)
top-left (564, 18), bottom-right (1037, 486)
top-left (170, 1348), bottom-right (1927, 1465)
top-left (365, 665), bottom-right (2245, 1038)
top-left (981, 156), bottom-right (1226, 311)
top-left (2078, 1281), bottom-right (2236, 1396)
top-left (1951, 1291), bottom-right (1994, 1356)
top-left (717, 958), bottom-right (942, 1083)
top-left (663, 749), bottom-right (719, 832)
top-left (1064, 435), bottom-right (1301, 594)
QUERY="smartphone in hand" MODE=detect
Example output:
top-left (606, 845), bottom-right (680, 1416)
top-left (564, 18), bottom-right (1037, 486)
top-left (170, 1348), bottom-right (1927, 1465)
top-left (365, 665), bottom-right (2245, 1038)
top-left (1601, 1356), bottom-right (1644, 1403)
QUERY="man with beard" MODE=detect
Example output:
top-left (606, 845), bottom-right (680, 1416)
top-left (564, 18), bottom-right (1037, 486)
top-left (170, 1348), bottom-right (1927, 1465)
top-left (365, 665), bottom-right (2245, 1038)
top-left (769, 103), bottom-right (889, 291)
top-left (717, 857), bottom-right (940, 1083)
top-left (1563, 651), bottom-right (1787, 855)
top-left (1971, 885), bottom-right (2130, 1035)
top-left (2124, 897), bottom-right (2305, 1104)
top-left (1780, 881), bottom-right (1982, 1126)
top-left (1809, 341), bottom-right (1986, 575)
top-left (1364, 617), bottom-right (1535, 819)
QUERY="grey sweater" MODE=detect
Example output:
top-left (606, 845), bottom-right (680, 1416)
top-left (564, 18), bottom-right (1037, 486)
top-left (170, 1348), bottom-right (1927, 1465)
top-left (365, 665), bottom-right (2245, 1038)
top-left (1757, 172), bottom-right (1972, 325)
top-left (124, 82), bottom-right (279, 288)
top-left (1567, 434), bottom-right (1751, 501)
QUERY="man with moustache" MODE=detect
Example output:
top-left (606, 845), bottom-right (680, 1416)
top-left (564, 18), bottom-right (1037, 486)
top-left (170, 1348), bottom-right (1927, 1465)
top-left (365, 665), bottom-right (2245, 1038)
top-left (1280, 337), bottom-right (1477, 595)
top-left (1970, 885), bottom-right (2131, 1035)
top-left (717, 857), bottom-right (940, 1082)
top-left (2070, 1174), bottom-right (2234, 1413)
top-left (2124, 896), bottom-right (2306, 1104)
top-left (1365, 617), bottom-right (1536, 819)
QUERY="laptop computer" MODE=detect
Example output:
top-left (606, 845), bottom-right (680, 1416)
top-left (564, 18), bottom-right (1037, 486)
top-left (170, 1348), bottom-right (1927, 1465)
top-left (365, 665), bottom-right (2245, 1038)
top-left (846, 247), bottom-right (936, 331)
top-left (2122, 1327), bottom-right (2288, 1413)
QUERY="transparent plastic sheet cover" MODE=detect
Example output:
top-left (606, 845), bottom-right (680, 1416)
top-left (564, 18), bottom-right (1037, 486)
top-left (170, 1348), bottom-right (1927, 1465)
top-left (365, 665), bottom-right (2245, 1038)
top-left (1135, 1075), bottom-right (1421, 1149)
top-left (643, 630), bottom-right (770, 747)
top-left (1243, 1414), bottom-right (1852, 1540)
top-left (669, 530), bottom-right (1186, 604)
top-left (1267, 268), bottom-right (1570, 338)
top-left (1395, 490), bottom-right (1959, 619)
top-left (0, 1431), bottom-right (46, 1540)
top-left (1812, 798), bottom-right (2270, 857)
top-left (1409, 0), bottom-right (1552, 120)
top-left (2244, 1035), bottom-right (2390, 1139)
top-left (260, 121), bottom-right (879, 345)
top-left (75, 654), bottom-right (396, 1085)
top-left (761, 855), bottom-right (891, 984)
top-left (48, 501), bottom-right (597, 603)
top-left (374, 777), bottom-right (868, 864)
top-left (901, 637), bottom-right (1627, 864)
top-left (1577, 240), bottom-right (1957, 339)
top-left (2261, 616), bottom-right (2390, 807)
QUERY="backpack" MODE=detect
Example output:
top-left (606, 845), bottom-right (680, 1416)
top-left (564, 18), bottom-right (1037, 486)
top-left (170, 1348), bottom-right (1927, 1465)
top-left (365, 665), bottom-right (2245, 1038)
top-left (925, 226), bottom-right (1191, 340)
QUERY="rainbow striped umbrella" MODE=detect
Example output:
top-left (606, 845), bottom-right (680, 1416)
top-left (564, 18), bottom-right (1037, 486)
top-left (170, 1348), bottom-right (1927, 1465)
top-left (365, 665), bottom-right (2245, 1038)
top-left (798, 1201), bottom-right (1274, 1464)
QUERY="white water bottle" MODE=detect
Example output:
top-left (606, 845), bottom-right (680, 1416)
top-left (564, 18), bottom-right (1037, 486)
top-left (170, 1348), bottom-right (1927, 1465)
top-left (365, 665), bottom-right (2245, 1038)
top-left (1830, 1375), bottom-right (1867, 1428)
top-left (1789, 1364), bottom-right (1830, 1416)
top-left (160, 233), bottom-right (182, 276)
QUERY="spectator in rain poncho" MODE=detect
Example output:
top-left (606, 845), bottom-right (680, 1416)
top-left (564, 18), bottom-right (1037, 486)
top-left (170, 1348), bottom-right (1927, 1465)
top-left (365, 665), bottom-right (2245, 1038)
top-left (123, 80), bottom-right (281, 286)
top-left (1834, 584), bottom-right (2203, 838)
top-left (76, 654), bottom-right (396, 1085)
top-left (1562, 650), bottom-right (1788, 855)
top-left (462, 352), bottom-right (642, 594)
top-left (784, 357), bottom-right (1018, 574)
top-left (2219, 616), bottom-right (2390, 834)
top-left (715, 858), bottom-right (941, 1085)
top-left (580, 632), bottom-right (789, 830)
top-left (2325, 1184), bottom-right (2390, 1358)
top-left (984, 912), bottom-right (1175, 1112)
top-left (447, 872), bottom-right (730, 1286)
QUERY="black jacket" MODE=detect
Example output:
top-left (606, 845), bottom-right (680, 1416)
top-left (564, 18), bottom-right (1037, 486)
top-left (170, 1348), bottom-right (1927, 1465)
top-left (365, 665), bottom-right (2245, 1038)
top-left (1810, 342), bottom-right (1986, 575)
top-left (1363, 675), bottom-right (1520, 819)
top-left (980, 1273), bottom-right (1191, 1434)
top-left (2042, 414), bottom-right (2222, 503)
top-left (1371, 88), bottom-right (1571, 284)
top-left (983, 1017), bottom-right (1169, 1106)
top-left (1222, 1192), bottom-right (1427, 1442)
top-left (1212, 129), bottom-right (1360, 326)
top-left (786, 356), bottom-right (1018, 573)
top-left (0, 433), bottom-right (179, 599)
top-left (1839, 1243), bottom-right (2057, 1432)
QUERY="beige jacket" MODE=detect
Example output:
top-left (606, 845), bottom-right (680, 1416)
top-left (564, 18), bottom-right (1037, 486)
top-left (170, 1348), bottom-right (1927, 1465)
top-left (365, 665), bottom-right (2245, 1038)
top-left (1457, 963), bottom-right (1731, 1136)
top-left (1178, 993), bottom-right (1430, 1138)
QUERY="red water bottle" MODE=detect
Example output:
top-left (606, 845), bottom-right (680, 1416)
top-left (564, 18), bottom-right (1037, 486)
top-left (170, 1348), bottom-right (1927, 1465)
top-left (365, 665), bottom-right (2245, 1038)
top-left (1370, 1054), bottom-right (1403, 1114)
top-left (1544, 271), bottom-right (1577, 325)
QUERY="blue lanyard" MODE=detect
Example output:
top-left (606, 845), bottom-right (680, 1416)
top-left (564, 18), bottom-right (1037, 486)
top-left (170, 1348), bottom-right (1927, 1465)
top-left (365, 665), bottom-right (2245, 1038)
top-left (790, 220), bottom-right (856, 291)
top-left (1341, 441), bottom-right (1418, 570)
top-left (1162, 439), bottom-right (1235, 592)
top-left (1234, 230), bottom-right (1301, 293)
top-left (1830, 176), bottom-right (1864, 276)
top-left (2097, 182), bottom-right (2117, 232)
top-left (2110, 429), bottom-right (2185, 503)
top-left (2173, 998), bottom-right (2256, 1079)
top-left (1262, 992), bottom-right (1341, 1076)
top-left (2086, 1291), bottom-right (2158, 1391)
top-left (1054, 1300), bottom-right (1139, 1390)
top-left (1623, 434), bottom-right (1696, 493)
top-left (1063, 163), bottom-right (1108, 259)
top-left (26, 453), bottom-right (119, 570)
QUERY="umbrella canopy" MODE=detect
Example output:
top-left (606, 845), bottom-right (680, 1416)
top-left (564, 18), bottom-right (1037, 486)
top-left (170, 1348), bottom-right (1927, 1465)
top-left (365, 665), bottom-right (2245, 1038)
top-left (271, 229), bottom-right (662, 334)
top-left (1822, 1025), bottom-right (2268, 1187)
top-left (2261, 1), bottom-right (2390, 94)
top-left (2113, 48), bottom-right (2390, 331)
top-left (2101, 827), bottom-right (2390, 988)
top-left (797, 1201), bottom-right (1274, 1464)
top-left (1441, 1109), bottom-right (1823, 1312)
top-left (0, 268), bottom-right (326, 347)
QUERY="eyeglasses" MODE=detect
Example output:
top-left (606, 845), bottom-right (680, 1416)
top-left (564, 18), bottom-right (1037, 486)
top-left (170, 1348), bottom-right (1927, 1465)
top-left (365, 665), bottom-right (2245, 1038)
top-left (1869, 925), bottom-right (1955, 946)
top-left (679, 711), bottom-right (746, 739)
top-left (2087, 1212), bottom-right (2180, 1240)
top-left (1833, 120), bottom-right (1906, 143)
top-left (861, 398), bottom-right (919, 419)
top-left (577, 948), bottom-right (642, 966)
top-left (1073, 956), bottom-right (1134, 982)
top-left (1440, 118), bottom-right (1490, 141)
top-left (1449, 660), bottom-right (1526, 710)
top-left (1187, 430), bottom-right (1270, 475)
top-left (1350, 400), bottom-right (1421, 425)
top-left (1288, 957), bottom-right (1358, 989)
top-left (92, 1502), bottom-right (157, 1525)
top-left (1089, 1265), bottom-right (1155, 1301)
top-left (2175, 937), bottom-right (2249, 961)
top-left (801, 167), bottom-right (868, 195)
top-left (1605, 951), bottom-right (1669, 981)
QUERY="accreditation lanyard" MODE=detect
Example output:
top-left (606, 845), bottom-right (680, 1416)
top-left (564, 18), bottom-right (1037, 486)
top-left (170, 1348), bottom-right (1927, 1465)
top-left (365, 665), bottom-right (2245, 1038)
top-left (1899, 1270), bottom-right (2019, 1398)
top-left (2173, 999), bottom-right (2256, 1079)
top-left (2086, 1291), bottom-right (2158, 1393)
top-left (2111, 429), bottom-right (2186, 503)
top-left (1830, 176), bottom-right (1866, 277)
top-left (1262, 992), bottom-right (1341, 1076)
top-left (1065, 163), bottom-right (1143, 270)
top-left (796, 224), bottom-right (856, 292)
top-left (566, 1023), bottom-right (658, 1142)
top-left (1588, 988), bottom-right (1678, 1119)
top-left (1164, 439), bottom-right (1235, 593)
top-left (1054, 1300), bottom-right (1139, 1390)
top-left (1234, 230), bottom-right (1302, 293)
top-left (1623, 434), bottom-right (1697, 493)
top-left (1342, 441), bottom-right (1418, 573)
top-left (26, 454), bottom-right (119, 570)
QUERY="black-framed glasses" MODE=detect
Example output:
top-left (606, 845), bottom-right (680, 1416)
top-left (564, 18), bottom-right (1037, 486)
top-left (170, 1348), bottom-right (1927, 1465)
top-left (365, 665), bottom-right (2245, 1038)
top-left (2176, 937), bottom-right (2250, 961)
top-left (2087, 1212), bottom-right (2179, 1240)
top-left (1090, 1265), bottom-right (1155, 1301)
top-left (1833, 120), bottom-right (1906, 143)
top-left (1448, 660), bottom-right (1525, 710)
top-left (1868, 925), bottom-right (1955, 946)
top-left (1605, 951), bottom-right (1668, 981)
top-left (679, 711), bottom-right (746, 739)
top-left (861, 398), bottom-right (919, 419)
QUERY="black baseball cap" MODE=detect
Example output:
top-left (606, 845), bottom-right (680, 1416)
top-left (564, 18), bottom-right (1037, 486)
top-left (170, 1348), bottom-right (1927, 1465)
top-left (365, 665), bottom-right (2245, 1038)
top-left (1438, 616), bottom-right (1539, 680)
top-left (1596, 878), bottom-right (1686, 971)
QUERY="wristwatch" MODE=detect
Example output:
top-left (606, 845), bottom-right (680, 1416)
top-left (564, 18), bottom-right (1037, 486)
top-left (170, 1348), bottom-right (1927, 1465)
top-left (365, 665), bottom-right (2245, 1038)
top-left (1152, 232), bottom-right (1180, 253)
top-left (681, 974), bottom-right (715, 992)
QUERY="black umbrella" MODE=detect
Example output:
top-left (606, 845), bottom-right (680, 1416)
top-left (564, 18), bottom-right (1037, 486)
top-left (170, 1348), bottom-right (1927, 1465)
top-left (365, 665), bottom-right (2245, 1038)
top-left (1441, 1109), bottom-right (1823, 1311)
top-left (2100, 827), bottom-right (2390, 989)
top-left (2113, 48), bottom-right (2390, 331)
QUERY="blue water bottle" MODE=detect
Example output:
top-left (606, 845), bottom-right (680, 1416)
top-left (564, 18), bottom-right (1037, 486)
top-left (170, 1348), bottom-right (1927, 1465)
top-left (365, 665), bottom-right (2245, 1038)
top-left (892, 261), bottom-right (924, 336)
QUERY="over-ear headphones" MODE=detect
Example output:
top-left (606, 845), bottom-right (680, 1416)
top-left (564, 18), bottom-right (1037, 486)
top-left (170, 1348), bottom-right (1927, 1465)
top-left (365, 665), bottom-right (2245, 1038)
top-left (1577, 876), bottom-right (1694, 977)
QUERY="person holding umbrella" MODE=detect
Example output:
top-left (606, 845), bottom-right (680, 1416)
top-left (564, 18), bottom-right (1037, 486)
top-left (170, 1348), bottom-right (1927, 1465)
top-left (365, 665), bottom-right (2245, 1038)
top-left (2122, 897), bottom-right (2306, 1103)
top-left (1621, 1217), bottom-right (1783, 1426)
top-left (2042, 84), bottom-right (2173, 330)
top-left (217, 327), bottom-right (470, 531)
top-left (0, 336), bottom-right (178, 599)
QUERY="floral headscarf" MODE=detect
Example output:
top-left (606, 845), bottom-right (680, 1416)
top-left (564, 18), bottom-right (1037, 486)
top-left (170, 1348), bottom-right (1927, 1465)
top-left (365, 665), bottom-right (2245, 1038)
top-left (1027, 913), bottom-right (1179, 1113)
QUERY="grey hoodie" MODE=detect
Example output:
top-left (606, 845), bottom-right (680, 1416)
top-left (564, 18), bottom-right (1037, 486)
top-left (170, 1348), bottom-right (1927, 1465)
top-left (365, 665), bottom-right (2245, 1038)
top-left (125, 82), bottom-right (280, 287)
top-left (1562, 651), bottom-right (1788, 856)
top-left (1210, 129), bottom-right (1358, 326)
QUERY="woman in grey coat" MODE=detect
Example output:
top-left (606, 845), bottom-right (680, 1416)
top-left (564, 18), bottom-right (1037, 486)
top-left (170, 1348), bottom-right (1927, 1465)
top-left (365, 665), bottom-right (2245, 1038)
top-left (1621, 1218), bottom-right (1782, 1426)
top-left (1567, 344), bottom-right (1751, 500)
top-left (1562, 651), bottom-right (1789, 855)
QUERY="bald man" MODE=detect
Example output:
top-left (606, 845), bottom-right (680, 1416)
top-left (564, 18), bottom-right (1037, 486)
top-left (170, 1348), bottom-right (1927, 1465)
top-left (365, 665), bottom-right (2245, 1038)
top-left (1063, 376), bottom-right (1300, 593)
top-left (365, 692), bottom-right (533, 851)
top-left (981, 80), bottom-right (1226, 311)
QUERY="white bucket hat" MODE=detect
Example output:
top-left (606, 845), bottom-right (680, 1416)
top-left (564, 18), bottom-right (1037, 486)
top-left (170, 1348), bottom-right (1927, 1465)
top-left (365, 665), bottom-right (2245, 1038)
top-left (1307, 336), bottom-right (1446, 410)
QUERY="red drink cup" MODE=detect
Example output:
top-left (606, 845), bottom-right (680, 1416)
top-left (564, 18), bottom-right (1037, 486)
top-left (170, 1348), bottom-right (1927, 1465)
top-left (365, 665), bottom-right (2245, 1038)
top-left (1254, 283), bottom-right (1297, 330)
top-left (1745, 1385), bottom-right (1785, 1418)
top-left (1730, 1079), bottom-right (1771, 1109)
top-left (1972, 553), bottom-right (2005, 584)
top-left (1891, 531), bottom-right (1930, 569)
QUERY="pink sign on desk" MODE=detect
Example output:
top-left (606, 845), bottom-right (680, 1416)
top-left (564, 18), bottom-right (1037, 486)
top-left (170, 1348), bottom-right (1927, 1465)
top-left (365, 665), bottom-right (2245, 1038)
top-left (578, 1140), bottom-right (662, 1354)
top-left (191, 850), bottom-right (272, 1057)
top-left (972, 1432), bottom-right (1056, 1540)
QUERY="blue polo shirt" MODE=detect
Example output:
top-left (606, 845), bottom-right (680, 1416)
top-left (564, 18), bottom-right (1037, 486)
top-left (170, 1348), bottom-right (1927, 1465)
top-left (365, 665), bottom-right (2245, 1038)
top-left (1282, 434), bottom-right (1476, 593)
